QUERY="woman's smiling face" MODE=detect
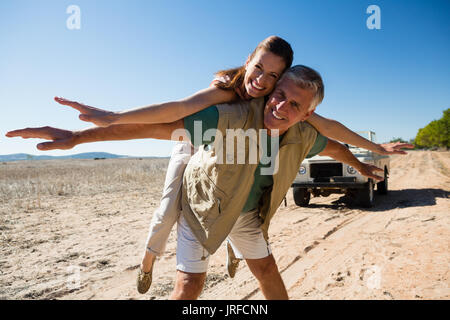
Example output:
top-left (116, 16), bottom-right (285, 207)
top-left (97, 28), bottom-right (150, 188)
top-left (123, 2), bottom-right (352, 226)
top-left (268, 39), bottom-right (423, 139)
top-left (243, 50), bottom-right (286, 98)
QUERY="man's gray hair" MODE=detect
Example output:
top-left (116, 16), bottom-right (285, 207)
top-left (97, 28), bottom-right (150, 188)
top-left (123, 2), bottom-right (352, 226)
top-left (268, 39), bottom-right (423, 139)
top-left (279, 65), bottom-right (325, 111)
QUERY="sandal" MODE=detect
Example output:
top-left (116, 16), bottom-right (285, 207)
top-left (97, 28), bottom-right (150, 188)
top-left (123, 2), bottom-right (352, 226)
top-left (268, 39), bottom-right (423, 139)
top-left (136, 263), bottom-right (154, 294)
top-left (226, 241), bottom-right (240, 278)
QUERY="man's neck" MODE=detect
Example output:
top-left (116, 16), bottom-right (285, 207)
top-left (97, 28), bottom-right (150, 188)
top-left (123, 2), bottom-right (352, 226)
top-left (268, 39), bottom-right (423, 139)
top-left (264, 125), bottom-right (286, 137)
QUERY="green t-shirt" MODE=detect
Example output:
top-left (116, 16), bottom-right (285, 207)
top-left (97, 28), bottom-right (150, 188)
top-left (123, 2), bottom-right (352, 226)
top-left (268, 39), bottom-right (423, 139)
top-left (184, 105), bottom-right (328, 212)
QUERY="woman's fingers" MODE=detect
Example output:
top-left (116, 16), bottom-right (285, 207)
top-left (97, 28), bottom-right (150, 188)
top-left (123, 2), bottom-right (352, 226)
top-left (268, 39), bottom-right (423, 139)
top-left (54, 97), bottom-right (114, 127)
top-left (388, 142), bottom-right (414, 151)
top-left (55, 96), bottom-right (76, 107)
top-left (380, 142), bottom-right (415, 155)
top-left (54, 96), bottom-right (90, 113)
top-left (394, 143), bottom-right (414, 150)
top-left (391, 150), bottom-right (408, 155)
top-left (79, 112), bottom-right (114, 127)
top-left (79, 114), bottom-right (93, 122)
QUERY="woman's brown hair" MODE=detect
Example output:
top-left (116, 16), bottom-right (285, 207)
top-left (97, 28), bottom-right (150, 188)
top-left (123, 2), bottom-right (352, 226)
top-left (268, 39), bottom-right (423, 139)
top-left (214, 36), bottom-right (293, 93)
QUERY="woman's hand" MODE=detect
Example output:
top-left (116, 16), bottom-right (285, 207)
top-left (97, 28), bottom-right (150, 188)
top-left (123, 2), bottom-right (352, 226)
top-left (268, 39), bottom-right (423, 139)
top-left (6, 126), bottom-right (77, 150)
top-left (377, 142), bottom-right (415, 155)
top-left (55, 97), bottom-right (117, 127)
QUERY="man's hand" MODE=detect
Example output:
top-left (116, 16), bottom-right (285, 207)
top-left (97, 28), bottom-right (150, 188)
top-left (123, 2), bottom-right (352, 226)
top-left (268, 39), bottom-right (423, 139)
top-left (5, 126), bottom-right (77, 150)
top-left (377, 142), bottom-right (414, 155)
top-left (55, 97), bottom-right (117, 127)
top-left (320, 139), bottom-right (385, 181)
top-left (354, 162), bottom-right (384, 181)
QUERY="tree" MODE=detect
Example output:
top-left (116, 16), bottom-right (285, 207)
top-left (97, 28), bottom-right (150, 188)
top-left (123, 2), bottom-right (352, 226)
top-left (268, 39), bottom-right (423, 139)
top-left (414, 108), bottom-right (449, 149)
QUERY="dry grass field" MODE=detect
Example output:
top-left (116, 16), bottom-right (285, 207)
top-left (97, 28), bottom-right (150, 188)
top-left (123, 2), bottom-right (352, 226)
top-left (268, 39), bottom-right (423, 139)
top-left (0, 158), bottom-right (169, 299)
top-left (0, 151), bottom-right (449, 300)
top-left (0, 158), bottom-right (168, 204)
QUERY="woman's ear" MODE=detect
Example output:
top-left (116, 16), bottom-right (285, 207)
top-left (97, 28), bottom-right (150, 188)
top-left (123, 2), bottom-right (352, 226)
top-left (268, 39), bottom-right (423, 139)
top-left (245, 54), bottom-right (251, 69)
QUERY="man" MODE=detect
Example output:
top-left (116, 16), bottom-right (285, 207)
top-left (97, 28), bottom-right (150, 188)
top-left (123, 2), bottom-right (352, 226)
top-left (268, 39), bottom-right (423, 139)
top-left (6, 65), bottom-right (386, 299)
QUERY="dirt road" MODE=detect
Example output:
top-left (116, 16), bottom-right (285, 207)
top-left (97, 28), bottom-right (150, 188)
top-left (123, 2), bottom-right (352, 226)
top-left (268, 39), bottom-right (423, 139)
top-left (202, 151), bottom-right (450, 300)
top-left (1, 151), bottom-right (448, 299)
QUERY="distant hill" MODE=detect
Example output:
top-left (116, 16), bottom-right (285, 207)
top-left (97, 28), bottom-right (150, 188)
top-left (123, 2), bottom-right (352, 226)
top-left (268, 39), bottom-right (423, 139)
top-left (0, 152), bottom-right (129, 162)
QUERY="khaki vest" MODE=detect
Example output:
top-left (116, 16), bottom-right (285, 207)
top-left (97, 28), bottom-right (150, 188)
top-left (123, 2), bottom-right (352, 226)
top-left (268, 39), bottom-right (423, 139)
top-left (181, 97), bottom-right (318, 254)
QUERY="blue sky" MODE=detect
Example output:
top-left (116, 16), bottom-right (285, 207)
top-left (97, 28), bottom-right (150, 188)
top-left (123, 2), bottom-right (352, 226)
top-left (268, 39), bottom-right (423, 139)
top-left (1, 0), bottom-right (449, 156)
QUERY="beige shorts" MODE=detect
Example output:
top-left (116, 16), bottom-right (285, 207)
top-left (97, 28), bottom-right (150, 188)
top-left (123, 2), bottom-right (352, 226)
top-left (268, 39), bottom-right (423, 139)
top-left (176, 210), bottom-right (272, 273)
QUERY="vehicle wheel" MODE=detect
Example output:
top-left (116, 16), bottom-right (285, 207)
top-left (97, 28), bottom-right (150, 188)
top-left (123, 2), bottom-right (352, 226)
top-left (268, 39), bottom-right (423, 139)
top-left (357, 179), bottom-right (374, 208)
top-left (377, 169), bottom-right (388, 194)
top-left (293, 187), bottom-right (310, 206)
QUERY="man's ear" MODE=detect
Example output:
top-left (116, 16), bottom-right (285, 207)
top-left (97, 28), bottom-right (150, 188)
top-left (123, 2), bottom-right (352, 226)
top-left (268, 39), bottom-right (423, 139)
top-left (301, 108), bottom-right (316, 121)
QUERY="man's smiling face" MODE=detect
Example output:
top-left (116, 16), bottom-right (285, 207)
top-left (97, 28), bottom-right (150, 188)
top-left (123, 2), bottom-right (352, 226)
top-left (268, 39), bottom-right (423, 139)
top-left (263, 77), bottom-right (316, 135)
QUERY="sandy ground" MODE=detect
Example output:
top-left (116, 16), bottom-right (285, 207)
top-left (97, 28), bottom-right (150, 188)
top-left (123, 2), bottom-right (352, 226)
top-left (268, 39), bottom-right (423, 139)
top-left (1, 150), bottom-right (449, 300)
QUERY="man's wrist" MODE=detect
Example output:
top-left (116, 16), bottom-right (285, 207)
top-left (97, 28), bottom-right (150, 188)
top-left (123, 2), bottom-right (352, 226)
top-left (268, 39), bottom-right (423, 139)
top-left (72, 130), bottom-right (84, 146)
top-left (355, 162), bottom-right (368, 175)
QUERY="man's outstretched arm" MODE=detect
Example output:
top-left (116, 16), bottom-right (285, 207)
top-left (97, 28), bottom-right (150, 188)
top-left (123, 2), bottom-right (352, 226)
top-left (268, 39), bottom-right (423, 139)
top-left (319, 139), bottom-right (384, 181)
top-left (5, 120), bottom-right (186, 151)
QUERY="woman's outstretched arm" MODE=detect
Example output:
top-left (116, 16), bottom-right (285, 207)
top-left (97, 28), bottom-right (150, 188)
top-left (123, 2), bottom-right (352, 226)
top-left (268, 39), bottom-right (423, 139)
top-left (306, 112), bottom-right (414, 155)
top-left (55, 86), bottom-right (236, 127)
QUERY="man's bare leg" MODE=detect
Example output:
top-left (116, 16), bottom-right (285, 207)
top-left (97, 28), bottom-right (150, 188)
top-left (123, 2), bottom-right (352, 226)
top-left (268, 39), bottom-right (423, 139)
top-left (245, 254), bottom-right (288, 300)
top-left (170, 270), bottom-right (207, 300)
